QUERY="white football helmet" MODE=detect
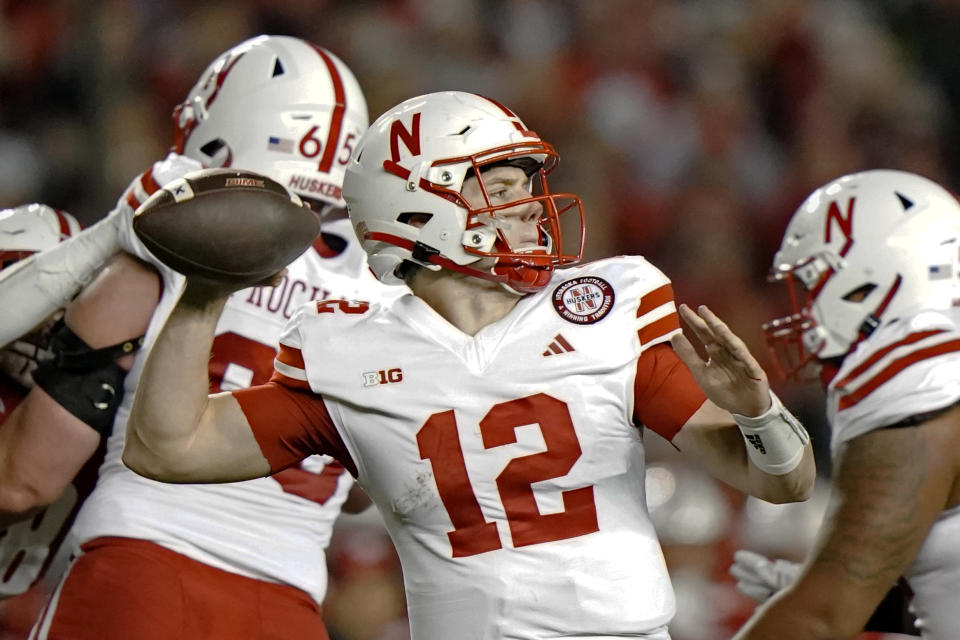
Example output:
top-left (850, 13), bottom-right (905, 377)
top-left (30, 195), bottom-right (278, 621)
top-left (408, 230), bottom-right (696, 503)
top-left (0, 203), bottom-right (80, 269)
top-left (765, 169), bottom-right (960, 380)
top-left (343, 91), bottom-right (584, 294)
top-left (173, 35), bottom-right (368, 209)
top-left (0, 203), bottom-right (81, 386)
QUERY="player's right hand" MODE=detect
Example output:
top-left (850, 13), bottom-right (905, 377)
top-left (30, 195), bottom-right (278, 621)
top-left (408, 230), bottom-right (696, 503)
top-left (729, 549), bottom-right (801, 602)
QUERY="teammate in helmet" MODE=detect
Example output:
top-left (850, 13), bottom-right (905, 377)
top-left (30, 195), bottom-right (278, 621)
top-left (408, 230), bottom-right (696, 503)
top-left (0, 35), bottom-right (396, 639)
top-left (731, 169), bottom-right (960, 639)
top-left (125, 91), bottom-right (815, 640)
top-left (0, 205), bottom-right (124, 604)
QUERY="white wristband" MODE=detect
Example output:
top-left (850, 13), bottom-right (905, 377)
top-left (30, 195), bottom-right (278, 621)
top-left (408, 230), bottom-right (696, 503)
top-left (733, 391), bottom-right (809, 476)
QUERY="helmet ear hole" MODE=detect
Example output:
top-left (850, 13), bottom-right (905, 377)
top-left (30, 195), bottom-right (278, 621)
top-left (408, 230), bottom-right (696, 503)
top-left (397, 212), bottom-right (433, 229)
top-left (198, 139), bottom-right (229, 164)
top-left (841, 283), bottom-right (877, 302)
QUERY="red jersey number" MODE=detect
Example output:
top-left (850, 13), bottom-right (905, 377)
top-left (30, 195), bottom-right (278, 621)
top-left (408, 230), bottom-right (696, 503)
top-left (417, 393), bottom-right (599, 558)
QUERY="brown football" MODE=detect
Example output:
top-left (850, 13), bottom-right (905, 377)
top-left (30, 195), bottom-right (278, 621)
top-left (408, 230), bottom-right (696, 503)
top-left (132, 168), bottom-right (319, 284)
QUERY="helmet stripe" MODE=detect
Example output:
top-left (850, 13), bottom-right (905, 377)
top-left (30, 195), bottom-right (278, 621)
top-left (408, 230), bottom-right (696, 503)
top-left (476, 94), bottom-right (528, 134)
top-left (53, 209), bottom-right (73, 238)
top-left (310, 45), bottom-right (347, 173)
top-left (204, 52), bottom-right (246, 111)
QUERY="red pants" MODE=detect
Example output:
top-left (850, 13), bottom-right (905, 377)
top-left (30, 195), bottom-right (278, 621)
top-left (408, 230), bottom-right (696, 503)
top-left (31, 536), bottom-right (330, 640)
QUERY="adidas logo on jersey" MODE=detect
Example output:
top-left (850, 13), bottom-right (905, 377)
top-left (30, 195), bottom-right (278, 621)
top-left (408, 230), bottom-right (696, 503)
top-left (542, 334), bottom-right (576, 357)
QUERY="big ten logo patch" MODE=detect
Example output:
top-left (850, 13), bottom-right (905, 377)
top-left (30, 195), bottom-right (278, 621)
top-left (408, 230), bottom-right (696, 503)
top-left (551, 277), bottom-right (615, 324)
top-left (363, 368), bottom-right (403, 387)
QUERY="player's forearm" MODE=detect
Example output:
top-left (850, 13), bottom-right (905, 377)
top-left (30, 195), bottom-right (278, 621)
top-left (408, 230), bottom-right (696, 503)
top-left (675, 404), bottom-right (815, 503)
top-left (747, 442), bottom-right (816, 503)
top-left (123, 283), bottom-right (229, 479)
top-left (0, 215), bottom-right (121, 349)
top-left (733, 568), bottom-right (884, 639)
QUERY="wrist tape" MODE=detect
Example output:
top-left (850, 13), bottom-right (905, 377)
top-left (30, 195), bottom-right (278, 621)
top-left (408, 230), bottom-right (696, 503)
top-left (733, 391), bottom-right (809, 475)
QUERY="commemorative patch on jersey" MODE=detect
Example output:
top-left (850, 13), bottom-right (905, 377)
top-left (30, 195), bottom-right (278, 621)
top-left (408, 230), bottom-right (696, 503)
top-left (552, 276), bottom-right (615, 324)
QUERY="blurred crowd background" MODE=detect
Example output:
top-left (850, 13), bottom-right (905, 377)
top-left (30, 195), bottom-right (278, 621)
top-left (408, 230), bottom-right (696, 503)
top-left (0, 0), bottom-right (952, 638)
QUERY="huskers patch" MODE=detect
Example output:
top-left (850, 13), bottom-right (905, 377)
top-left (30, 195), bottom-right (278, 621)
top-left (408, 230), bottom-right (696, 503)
top-left (552, 277), bottom-right (615, 324)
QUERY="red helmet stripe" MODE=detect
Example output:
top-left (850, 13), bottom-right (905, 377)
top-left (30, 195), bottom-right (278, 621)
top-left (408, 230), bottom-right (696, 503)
top-left (53, 209), bottom-right (73, 238)
top-left (204, 52), bottom-right (246, 111)
top-left (476, 94), bottom-right (528, 134)
top-left (310, 45), bottom-right (347, 173)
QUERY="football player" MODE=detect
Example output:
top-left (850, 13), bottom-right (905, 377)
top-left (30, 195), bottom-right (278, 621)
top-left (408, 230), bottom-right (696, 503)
top-left (125, 91), bottom-right (816, 639)
top-left (2, 36), bottom-right (398, 640)
top-left (729, 169), bottom-right (960, 639)
top-left (0, 204), bottom-right (117, 603)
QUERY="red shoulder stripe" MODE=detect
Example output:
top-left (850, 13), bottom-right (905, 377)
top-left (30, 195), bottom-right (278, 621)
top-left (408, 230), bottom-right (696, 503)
top-left (125, 191), bottom-right (140, 210)
top-left (139, 168), bottom-right (162, 195)
top-left (835, 329), bottom-right (947, 388)
top-left (636, 283), bottom-right (674, 318)
top-left (839, 338), bottom-right (960, 410)
top-left (270, 369), bottom-right (311, 391)
top-left (638, 313), bottom-right (680, 346)
top-left (276, 344), bottom-right (306, 370)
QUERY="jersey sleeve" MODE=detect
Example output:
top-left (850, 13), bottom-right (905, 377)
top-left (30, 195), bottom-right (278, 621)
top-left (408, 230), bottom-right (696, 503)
top-left (629, 277), bottom-right (706, 440)
top-left (231, 381), bottom-right (357, 477)
top-left (828, 311), bottom-right (960, 453)
top-left (232, 309), bottom-right (359, 476)
top-left (633, 343), bottom-right (706, 441)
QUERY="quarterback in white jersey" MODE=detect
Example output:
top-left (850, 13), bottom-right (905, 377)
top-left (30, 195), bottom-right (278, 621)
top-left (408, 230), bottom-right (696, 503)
top-left (125, 91), bottom-right (815, 640)
top-left (732, 170), bottom-right (960, 639)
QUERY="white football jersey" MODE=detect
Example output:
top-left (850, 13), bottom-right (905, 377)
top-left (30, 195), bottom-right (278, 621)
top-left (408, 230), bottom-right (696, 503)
top-left (245, 256), bottom-right (706, 639)
top-left (828, 306), bottom-right (960, 638)
top-left (69, 153), bottom-right (405, 604)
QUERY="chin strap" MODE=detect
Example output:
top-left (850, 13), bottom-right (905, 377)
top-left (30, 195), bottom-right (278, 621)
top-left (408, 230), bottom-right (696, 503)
top-left (367, 232), bottom-right (554, 294)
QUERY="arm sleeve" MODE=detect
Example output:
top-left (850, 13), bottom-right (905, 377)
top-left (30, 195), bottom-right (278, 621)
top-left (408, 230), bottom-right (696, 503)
top-left (633, 343), bottom-right (707, 441)
top-left (232, 381), bottom-right (358, 477)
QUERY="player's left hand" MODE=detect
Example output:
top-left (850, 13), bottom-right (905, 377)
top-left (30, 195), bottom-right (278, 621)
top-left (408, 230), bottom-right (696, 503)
top-left (671, 303), bottom-right (771, 417)
top-left (729, 549), bottom-right (801, 602)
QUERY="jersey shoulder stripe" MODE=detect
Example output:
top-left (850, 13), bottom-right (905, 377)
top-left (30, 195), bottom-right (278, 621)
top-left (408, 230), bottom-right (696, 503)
top-left (272, 346), bottom-right (310, 389)
top-left (635, 282), bottom-right (679, 349)
top-left (839, 337), bottom-right (960, 410)
top-left (834, 328), bottom-right (947, 388)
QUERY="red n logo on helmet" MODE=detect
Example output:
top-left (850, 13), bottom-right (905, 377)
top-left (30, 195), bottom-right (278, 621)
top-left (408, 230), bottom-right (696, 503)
top-left (389, 113), bottom-right (422, 162)
top-left (825, 197), bottom-right (855, 256)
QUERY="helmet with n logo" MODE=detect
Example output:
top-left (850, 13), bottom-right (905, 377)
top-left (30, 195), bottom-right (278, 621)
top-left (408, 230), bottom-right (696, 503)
top-left (0, 203), bottom-right (80, 269)
top-left (764, 169), bottom-right (960, 380)
top-left (173, 35), bottom-right (368, 209)
top-left (343, 91), bottom-right (584, 294)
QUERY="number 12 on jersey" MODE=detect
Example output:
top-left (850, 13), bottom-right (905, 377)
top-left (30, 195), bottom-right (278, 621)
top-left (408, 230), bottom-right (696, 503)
top-left (416, 393), bottom-right (599, 558)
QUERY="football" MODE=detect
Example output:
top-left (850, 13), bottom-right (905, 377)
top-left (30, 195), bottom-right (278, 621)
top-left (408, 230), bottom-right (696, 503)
top-left (132, 168), bottom-right (319, 284)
